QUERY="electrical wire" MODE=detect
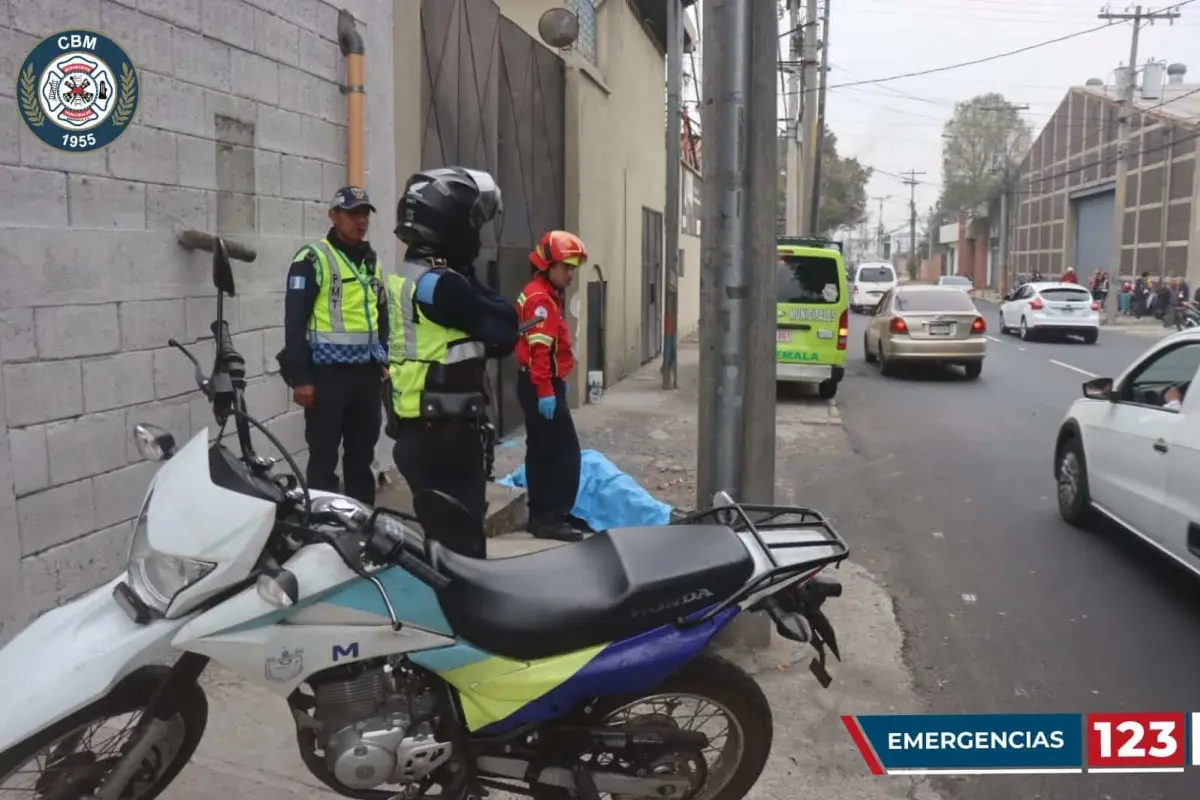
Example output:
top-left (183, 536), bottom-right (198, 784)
top-left (822, 1), bottom-right (1197, 91)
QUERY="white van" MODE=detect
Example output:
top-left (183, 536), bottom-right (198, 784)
top-left (850, 262), bottom-right (898, 313)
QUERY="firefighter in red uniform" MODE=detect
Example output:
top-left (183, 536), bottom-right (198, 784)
top-left (516, 231), bottom-right (588, 542)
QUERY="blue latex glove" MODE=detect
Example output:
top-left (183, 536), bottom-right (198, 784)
top-left (537, 395), bottom-right (557, 419)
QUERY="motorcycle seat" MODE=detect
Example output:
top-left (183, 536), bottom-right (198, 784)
top-left (429, 524), bottom-right (755, 661)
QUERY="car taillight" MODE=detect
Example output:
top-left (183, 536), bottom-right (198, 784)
top-left (1091, 301), bottom-right (1101, 311)
top-left (1029, 297), bottom-right (1044, 310)
top-left (970, 316), bottom-right (986, 334)
top-left (837, 310), bottom-right (848, 350)
top-left (888, 317), bottom-right (908, 334)
top-left (853, 285), bottom-right (859, 294)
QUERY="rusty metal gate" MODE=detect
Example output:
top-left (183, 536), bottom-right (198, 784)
top-left (421, 0), bottom-right (565, 435)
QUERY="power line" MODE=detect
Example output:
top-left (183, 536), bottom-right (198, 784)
top-left (821, 4), bottom-right (1198, 91)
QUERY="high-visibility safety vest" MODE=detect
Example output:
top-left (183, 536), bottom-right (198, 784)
top-left (301, 239), bottom-right (386, 364)
top-left (386, 261), bottom-right (487, 419)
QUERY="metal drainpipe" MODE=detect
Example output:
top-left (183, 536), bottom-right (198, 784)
top-left (338, 9), bottom-right (365, 187)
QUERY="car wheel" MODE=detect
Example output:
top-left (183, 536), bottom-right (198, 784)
top-left (818, 378), bottom-right (838, 399)
top-left (963, 362), bottom-right (982, 379)
top-left (1056, 436), bottom-right (1095, 527)
top-left (1082, 329), bottom-right (1098, 344)
top-left (997, 312), bottom-right (1008, 334)
top-left (878, 343), bottom-right (895, 376)
top-left (1019, 317), bottom-right (1034, 341)
top-left (863, 333), bottom-right (877, 362)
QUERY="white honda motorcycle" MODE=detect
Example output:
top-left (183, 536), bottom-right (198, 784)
top-left (0, 241), bottom-right (850, 800)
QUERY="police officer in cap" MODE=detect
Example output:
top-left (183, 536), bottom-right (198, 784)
top-left (385, 167), bottom-right (519, 557)
top-left (279, 186), bottom-right (388, 505)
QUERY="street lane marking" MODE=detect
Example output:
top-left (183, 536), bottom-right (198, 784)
top-left (1049, 359), bottom-right (1099, 378)
top-left (986, 335), bottom-right (1003, 343)
top-left (962, 594), bottom-right (977, 604)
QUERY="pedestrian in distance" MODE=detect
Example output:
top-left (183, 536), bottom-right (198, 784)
top-left (386, 167), bottom-right (520, 559)
top-left (277, 186), bottom-right (388, 505)
top-left (515, 231), bottom-right (589, 543)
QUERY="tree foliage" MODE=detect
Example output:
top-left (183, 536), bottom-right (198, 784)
top-left (936, 93), bottom-right (1031, 222)
top-left (776, 126), bottom-right (873, 235)
top-left (817, 126), bottom-right (873, 235)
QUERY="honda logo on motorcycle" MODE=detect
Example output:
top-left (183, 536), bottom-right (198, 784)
top-left (630, 588), bottom-right (715, 619)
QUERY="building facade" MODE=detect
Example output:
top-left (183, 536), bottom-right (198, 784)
top-left (0, 0), bottom-right (692, 631)
top-left (1011, 68), bottom-right (1200, 283)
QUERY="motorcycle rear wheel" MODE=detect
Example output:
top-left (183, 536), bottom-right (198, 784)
top-left (528, 649), bottom-right (773, 800)
top-left (0, 665), bottom-right (207, 800)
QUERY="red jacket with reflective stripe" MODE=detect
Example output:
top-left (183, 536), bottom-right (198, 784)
top-left (515, 274), bottom-right (574, 398)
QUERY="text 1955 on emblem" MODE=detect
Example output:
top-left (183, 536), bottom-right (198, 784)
top-left (17, 30), bottom-right (139, 154)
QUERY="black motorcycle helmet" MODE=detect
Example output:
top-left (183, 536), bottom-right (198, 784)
top-left (395, 167), bottom-right (503, 266)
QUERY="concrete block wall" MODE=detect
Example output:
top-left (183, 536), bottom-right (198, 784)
top-left (0, 0), bottom-right (397, 637)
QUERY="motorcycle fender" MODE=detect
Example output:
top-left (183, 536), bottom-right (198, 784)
top-left (0, 576), bottom-right (186, 754)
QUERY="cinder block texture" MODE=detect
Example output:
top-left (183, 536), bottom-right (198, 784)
top-left (0, 0), bottom-right (398, 626)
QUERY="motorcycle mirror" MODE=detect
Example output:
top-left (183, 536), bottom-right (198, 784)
top-left (131, 423), bottom-right (177, 462)
top-left (712, 490), bottom-right (736, 507)
top-left (256, 568), bottom-right (300, 608)
top-left (212, 238), bottom-right (237, 297)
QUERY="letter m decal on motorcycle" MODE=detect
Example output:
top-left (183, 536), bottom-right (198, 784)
top-left (332, 643), bottom-right (359, 662)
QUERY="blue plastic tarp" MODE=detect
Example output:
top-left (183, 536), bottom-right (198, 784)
top-left (498, 449), bottom-right (673, 531)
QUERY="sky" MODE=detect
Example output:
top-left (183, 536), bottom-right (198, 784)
top-left (685, 0), bottom-right (1198, 240)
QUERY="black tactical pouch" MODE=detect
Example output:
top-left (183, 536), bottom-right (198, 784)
top-left (418, 391), bottom-right (487, 421)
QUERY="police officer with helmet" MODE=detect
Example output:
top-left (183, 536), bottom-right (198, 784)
top-left (386, 167), bottom-right (520, 558)
top-left (279, 186), bottom-right (388, 506)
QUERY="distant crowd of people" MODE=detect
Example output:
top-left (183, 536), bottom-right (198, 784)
top-left (1019, 267), bottom-right (1196, 326)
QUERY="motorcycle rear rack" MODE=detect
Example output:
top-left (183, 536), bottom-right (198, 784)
top-left (673, 502), bottom-right (850, 627)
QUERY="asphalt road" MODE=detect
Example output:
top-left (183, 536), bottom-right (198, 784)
top-left (833, 301), bottom-right (1200, 800)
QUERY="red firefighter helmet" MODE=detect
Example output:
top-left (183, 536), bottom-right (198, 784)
top-left (530, 230), bottom-right (588, 271)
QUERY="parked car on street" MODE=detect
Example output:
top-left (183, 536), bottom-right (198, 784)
top-left (999, 281), bottom-right (1100, 342)
top-left (1054, 328), bottom-right (1200, 577)
top-left (850, 262), bottom-right (898, 314)
top-left (863, 285), bottom-right (988, 378)
top-left (936, 274), bottom-right (974, 297)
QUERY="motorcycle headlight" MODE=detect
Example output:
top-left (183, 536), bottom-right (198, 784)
top-left (126, 491), bottom-right (215, 614)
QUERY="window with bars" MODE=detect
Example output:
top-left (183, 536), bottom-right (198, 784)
top-left (566, 0), bottom-right (598, 64)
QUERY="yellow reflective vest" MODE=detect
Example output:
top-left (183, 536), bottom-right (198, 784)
top-left (386, 262), bottom-right (486, 419)
top-left (301, 238), bottom-right (385, 364)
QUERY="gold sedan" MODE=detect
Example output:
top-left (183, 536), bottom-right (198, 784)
top-left (863, 285), bottom-right (988, 378)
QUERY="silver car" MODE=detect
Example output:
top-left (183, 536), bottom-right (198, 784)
top-left (863, 285), bottom-right (988, 378)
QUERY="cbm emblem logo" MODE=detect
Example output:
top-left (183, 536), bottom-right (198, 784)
top-left (332, 643), bottom-right (359, 662)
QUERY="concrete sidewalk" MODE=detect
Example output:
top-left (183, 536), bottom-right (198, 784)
top-left (166, 344), bottom-right (935, 800)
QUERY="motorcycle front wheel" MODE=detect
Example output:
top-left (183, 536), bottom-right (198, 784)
top-left (529, 650), bottom-right (773, 800)
top-left (0, 665), bottom-right (207, 800)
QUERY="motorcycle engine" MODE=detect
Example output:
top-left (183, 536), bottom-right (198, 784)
top-left (310, 661), bottom-right (451, 791)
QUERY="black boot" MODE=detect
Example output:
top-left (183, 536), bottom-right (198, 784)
top-left (530, 516), bottom-right (584, 542)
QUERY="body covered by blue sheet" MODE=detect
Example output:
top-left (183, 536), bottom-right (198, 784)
top-left (498, 450), bottom-right (673, 531)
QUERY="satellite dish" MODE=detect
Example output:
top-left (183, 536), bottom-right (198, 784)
top-left (538, 7), bottom-right (580, 49)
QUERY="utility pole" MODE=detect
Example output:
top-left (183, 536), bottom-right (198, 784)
top-left (1098, 3), bottom-right (1180, 323)
top-left (807, 0), bottom-right (831, 235)
top-left (872, 195), bottom-right (889, 254)
top-left (902, 169), bottom-right (925, 280)
top-left (784, 0), bottom-right (803, 235)
top-left (661, 0), bottom-right (683, 389)
top-left (798, 0), bottom-right (819, 234)
top-left (700, 0), bottom-right (778, 648)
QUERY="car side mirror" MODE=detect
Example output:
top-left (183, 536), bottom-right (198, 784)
top-left (1083, 377), bottom-right (1115, 401)
top-left (212, 237), bottom-right (236, 297)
